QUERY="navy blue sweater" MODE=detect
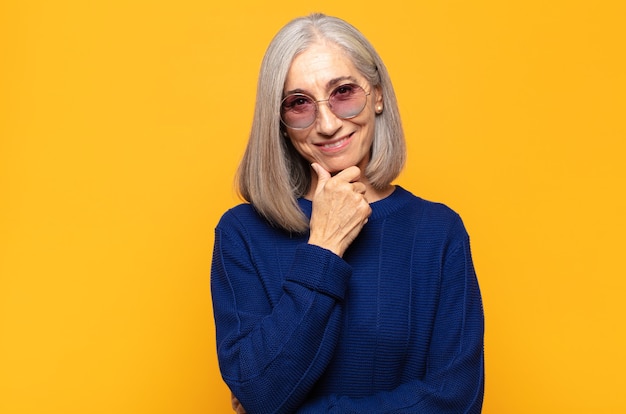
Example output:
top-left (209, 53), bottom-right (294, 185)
top-left (211, 186), bottom-right (484, 413)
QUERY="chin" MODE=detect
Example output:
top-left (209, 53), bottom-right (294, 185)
top-left (324, 164), bottom-right (348, 175)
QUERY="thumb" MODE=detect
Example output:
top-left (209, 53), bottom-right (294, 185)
top-left (311, 163), bottom-right (331, 189)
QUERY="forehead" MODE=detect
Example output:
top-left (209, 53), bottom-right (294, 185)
top-left (284, 42), bottom-right (362, 93)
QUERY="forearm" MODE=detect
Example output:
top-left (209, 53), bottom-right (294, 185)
top-left (299, 228), bottom-right (484, 413)
top-left (297, 365), bottom-right (484, 414)
top-left (220, 289), bottom-right (343, 412)
top-left (213, 238), bottom-right (351, 413)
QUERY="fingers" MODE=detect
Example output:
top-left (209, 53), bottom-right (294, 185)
top-left (333, 165), bottom-right (362, 183)
top-left (311, 163), bottom-right (361, 184)
top-left (353, 181), bottom-right (366, 195)
top-left (311, 162), bottom-right (367, 198)
top-left (311, 163), bottom-right (331, 182)
top-left (308, 164), bottom-right (371, 257)
top-left (231, 393), bottom-right (247, 414)
top-left (312, 164), bottom-right (366, 204)
top-left (312, 163), bottom-right (365, 194)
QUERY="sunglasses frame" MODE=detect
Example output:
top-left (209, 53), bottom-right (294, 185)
top-left (280, 83), bottom-right (371, 130)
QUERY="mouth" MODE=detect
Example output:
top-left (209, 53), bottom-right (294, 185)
top-left (316, 132), bottom-right (354, 152)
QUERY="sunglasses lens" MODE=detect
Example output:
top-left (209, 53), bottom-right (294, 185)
top-left (280, 84), bottom-right (368, 129)
top-left (329, 84), bottom-right (367, 118)
top-left (281, 94), bottom-right (316, 129)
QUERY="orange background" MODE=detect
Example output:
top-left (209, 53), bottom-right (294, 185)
top-left (1, 1), bottom-right (625, 413)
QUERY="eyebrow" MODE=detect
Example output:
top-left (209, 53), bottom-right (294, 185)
top-left (284, 75), bottom-right (360, 96)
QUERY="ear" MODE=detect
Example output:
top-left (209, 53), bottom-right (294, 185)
top-left (374, 85), bottom-right (384, 114)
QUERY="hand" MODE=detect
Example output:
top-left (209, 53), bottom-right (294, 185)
top-left (231, 392), bottom-right (247, 414)
top-left (308, 163), bottom-right (372, 257)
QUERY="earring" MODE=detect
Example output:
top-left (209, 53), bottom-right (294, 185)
top-left (376, 105), bottom-right (383, 113)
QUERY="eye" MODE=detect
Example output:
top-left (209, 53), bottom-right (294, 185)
top-left (282, 94), bottom-right (313, 112)
top-left (332, 84), bottom-right (359, 101)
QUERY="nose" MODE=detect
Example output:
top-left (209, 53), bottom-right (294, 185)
top-left (315, 101), bottom-right (342, 136)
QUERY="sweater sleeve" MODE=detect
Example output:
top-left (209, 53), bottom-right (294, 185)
top-left (211, 214), bottom-right (352, 414)
top-left (296, 230), bottom-right (484, 414)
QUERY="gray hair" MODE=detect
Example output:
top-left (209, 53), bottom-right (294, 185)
top-left (237, 13), bottom-right (406, 233)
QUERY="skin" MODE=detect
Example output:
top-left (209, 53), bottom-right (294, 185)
top-left (283, 41), bottom-right (393, 257)
top-left (231, 393), bottom-right (245, 414)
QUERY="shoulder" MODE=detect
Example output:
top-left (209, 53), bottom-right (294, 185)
top-left (217, 203), bottom-right (259, 227)
top-left (389, 187), bottom-right (469, 241)
top-left (389, 186), bottom-right (462, 222)
top-left (215, 203), bottom-right (263, 239)
top-left (215, 203), bottom-right (289, 242)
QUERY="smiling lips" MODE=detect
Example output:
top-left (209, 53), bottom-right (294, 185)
top-left (316, 133), bottom-right (354, 152)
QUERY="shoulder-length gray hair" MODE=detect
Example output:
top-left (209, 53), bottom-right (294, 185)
top-left (237, 13), bottom-right (406, 233)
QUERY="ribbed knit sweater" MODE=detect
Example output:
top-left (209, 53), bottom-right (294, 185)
top-left (211, 186), bottom-right (484, 413)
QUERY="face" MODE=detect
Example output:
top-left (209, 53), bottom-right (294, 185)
top-left (282, 42), bottom-right (383, 175)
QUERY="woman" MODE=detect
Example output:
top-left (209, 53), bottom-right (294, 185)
top-left (211, 13), bottom-right (484, 413)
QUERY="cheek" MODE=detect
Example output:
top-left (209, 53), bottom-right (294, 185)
top-left (288, 132), bottom-right (308, 147)
top-left (288, 134), bottom-right (313, 156)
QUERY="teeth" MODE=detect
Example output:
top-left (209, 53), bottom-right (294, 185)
top-left (323, 138), bottom-right (346, 149)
